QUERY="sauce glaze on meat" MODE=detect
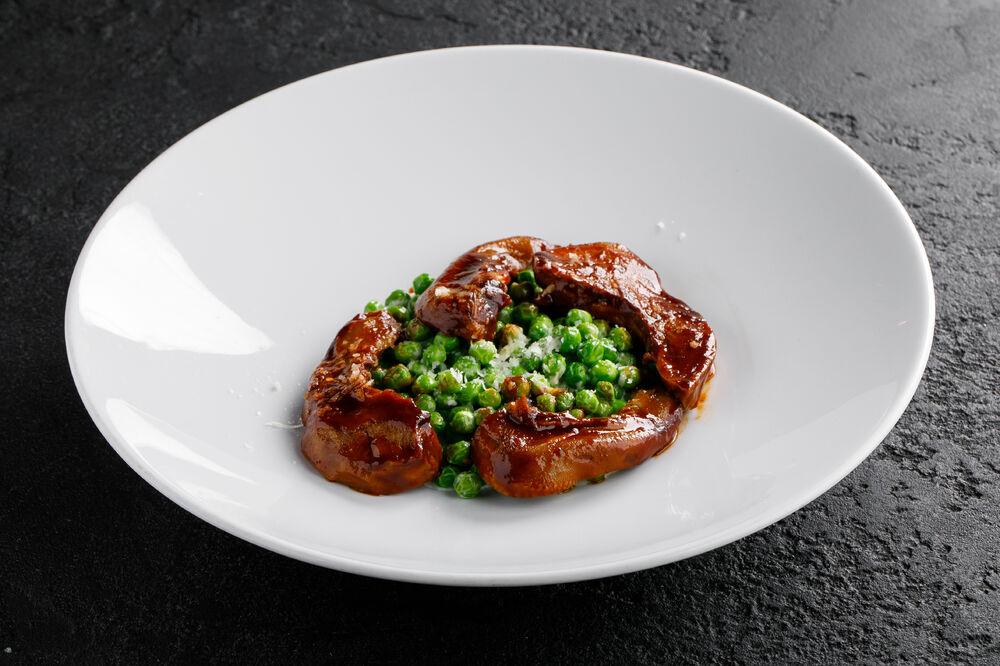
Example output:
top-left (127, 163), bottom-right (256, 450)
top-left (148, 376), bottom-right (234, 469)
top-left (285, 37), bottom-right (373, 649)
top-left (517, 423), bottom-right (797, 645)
top-left (534, 242), bottom-right (715, 409)
top-left (414, 237), bottom-right (549, 341)
top-left (471, 389), bottom-right (683, 497)
top-left (301, 311), bottom-right (442, 495)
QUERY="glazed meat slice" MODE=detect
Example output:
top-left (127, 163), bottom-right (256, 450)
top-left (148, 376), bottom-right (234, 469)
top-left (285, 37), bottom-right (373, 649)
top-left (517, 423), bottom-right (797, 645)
top-left (470, 236), bottom-right (550, 267)
top-left (534, 243), bottom-right (715, 409)
top-left (301, 311), bottom-right (442, 495)
top-left (471, 389), bottom-right (683, 497)
top-left (302, 389), bottom-right (441, 495)
top-left (305, 309), bottom-right (402, 403)
top-left (415, 236), bottom-right (550, 341)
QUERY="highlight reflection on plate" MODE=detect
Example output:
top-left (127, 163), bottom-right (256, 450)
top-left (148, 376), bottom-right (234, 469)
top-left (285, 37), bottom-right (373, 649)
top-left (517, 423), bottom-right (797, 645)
top-left (66, 46), bottom-right (933, 585)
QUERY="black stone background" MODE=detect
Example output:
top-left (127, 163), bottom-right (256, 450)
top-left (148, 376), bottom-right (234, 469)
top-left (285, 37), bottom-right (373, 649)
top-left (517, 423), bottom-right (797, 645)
top-left (2, 1), bottom-right (998, 663)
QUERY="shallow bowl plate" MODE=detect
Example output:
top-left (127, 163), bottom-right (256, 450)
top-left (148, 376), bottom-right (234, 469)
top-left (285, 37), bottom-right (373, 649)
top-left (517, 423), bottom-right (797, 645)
top-left (66, 46), bottom-right (934, 585)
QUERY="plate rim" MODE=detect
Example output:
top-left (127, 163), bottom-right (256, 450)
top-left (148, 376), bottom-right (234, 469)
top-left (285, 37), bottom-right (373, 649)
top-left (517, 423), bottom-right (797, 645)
top-left (64, 44), bottom-right (936, 586)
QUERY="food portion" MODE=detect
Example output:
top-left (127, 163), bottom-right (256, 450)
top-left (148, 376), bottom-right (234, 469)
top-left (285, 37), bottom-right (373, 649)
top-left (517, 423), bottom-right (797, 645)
top-left (300, 311), bottom-right (442, 495)
top-left (301, 236), bottom-right (715, 498)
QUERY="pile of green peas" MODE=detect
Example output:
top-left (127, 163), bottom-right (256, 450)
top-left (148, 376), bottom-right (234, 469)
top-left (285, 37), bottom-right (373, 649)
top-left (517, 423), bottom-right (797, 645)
top-left (365, 269), bottom-right (644, 498)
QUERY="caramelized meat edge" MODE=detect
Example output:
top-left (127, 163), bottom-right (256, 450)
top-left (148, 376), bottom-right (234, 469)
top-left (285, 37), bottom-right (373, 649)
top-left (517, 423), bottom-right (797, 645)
top-left (471, 389), bottom-right (683, 498)
top-left (301, 311), bottom-right (442, 495)
top-left (414, 236), bottom-right (550, 341)
top-left (533, 243), bottom-right (715, 409)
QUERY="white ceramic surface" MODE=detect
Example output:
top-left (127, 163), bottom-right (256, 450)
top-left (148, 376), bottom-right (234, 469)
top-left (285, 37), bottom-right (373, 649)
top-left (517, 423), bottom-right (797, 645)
top-left (65, 46), bottom-right (934, 586)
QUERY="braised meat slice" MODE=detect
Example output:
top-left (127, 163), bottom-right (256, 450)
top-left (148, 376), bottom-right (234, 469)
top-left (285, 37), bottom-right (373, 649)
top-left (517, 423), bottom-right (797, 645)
top-left (414, 236), bottom-right (550, 341)
top-left (301, 311), bottom-right (442, 495)
top-left (471, 389), bottom-right (683, 497)
top-left (302, 389), bottom-right (441, 495)
top-left (533, 243), bottom-right (715, 409)
top-left (306, 310), bottom-right (402, 403)
top-left (469, 236), bottom-right (550, 267)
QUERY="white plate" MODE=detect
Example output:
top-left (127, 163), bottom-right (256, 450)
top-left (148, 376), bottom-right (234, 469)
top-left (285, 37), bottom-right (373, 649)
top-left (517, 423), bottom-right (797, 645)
top-left (65, 46), bottom-right (934, 586)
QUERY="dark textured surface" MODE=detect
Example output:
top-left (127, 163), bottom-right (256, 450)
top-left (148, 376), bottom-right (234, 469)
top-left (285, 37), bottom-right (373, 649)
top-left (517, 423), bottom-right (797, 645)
top-left (3, 1), bottom-right (999, 663)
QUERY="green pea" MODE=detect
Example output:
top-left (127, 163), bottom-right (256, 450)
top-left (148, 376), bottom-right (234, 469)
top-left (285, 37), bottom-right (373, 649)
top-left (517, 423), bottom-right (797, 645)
top-left (611, 398), bottom-right (628, 414)
top-left (405, 318), bottom-right (432, 341)
top-left (453, 355), bottom-right (481, 380)
top-left (555, 390), bottom-right (575, 412)
top-left (565, 309), bottom-right (592, 326)
top-left (410, 368), bottom-right (437, 395)
top-left (609, 326), bottom-right (633, 351)
top-left (558, 326), bottom-right (582, 353)
top-left (602, 341), bottom-right (619, 361)
top-left (431, 332), bottom-right (459, 351)
top-left (415, 393), bottom-right (436, 412)
top-left (477, 388), bottom-right (502, 409)
top-left (542, 353), bottom-right (567, 378)
top-left (396, 392), bottom-right (410, 400)
top-left (569, 408), bottom-right (585, 419)
top-left (435, 464), bottom-right (459, 488)
top-left (592, 319), bottom-right (611, 336)
top-left (496, 323), bottom-right (526, 348)
top-left (595, 380), bottom-right (617, 403)
top-left (508, 281), bottom-right (533, 302)
top-left (528, 374), bottom-right (551, 396)
top-left (497, 306), bottom-right (514, 325)
top-left (474, 407), bottom-right (494, 425)
top-left (528, 314), bottom-right (554, 340)
top-left (422, 344), bottom-right (447, 366)
top-left (512, 302), bottom-right (539, 326)
top-left (481, 369), bottom-right (502, 389)
top-left (618, 366), bottom-right (641, 390)
top-left (387, 305), bottom-right (410, 322)
top-left (592, 400), bottom-right (613, 417)
top-left (469, 340), bottom-right (497, 365)
top-left (383, 364), bottom-right (412, 391)
top-left (413, 273), bottom-right (434, 295)
top-left (578, 322), bottom-right (601, 341)
top-left (578, 339), bottom-right (605, 365)
top-left (370, 367), bottom-right (386, 387)
top-left (435, 392), bottom-right (458, 410)
top-left (450, 409), bottom-right (476, 434)
top-left (506, 362), bottom-right (526, 377)
top-left (364, 300), bottom-right (383, 313)
top-left (456, 378), bottom-right (485, 404)
top-left (446, 440), bottom-right (472, 466)
top-left (517, 269), bottom-right (536, 284)
top-left (536, 394), bottom-right (557, 412)
top-left (412, 373), bottom-right (437, 395)
top-left (385, 289), bottom-right (411, 308)
top-left (453, 470), bottom-right (484, 499)
top-left (501, 376), bottom-right (531, 402)
top-left (407, 361), bottom-right (430, 377)
top-left (521, 351), bottom-right (542, 372)
top-left (575, 389), bottom-right (599, 414)
top-left (430, 412), bottom-right (447, 432)
top-left (592, 359), bottom-right (619, 383)
top-left (394, 340), bottom-right (422, 364)
top-left (564, 362), bottom-right (589, 387)
top-left (617, 351), bottom-right (638, 367)
top-left (438, 368), bottom-right (464, 395)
